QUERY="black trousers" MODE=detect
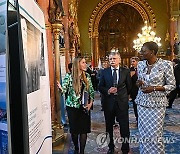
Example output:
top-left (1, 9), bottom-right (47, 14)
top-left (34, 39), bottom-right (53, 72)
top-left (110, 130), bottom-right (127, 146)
top-left (100, 93), bottom-right (105, 110)
top-left (104, 101), bottom-right (130, 153)
top-left (132, 99), bottom-right (138, 122)
top-left (168, 88), bottom-right (180, 107)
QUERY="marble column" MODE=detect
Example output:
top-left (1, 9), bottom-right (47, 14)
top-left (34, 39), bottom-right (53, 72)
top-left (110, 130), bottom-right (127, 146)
top-left (62, 0), bottom-right (71, 70)
top-left (170, 16), bottom-right (178, 60)
top-left (177, 16), bottom-right (180, 56)
top-left (91, 32), bottom-right (99, 67)
top-left (52, 23), bottom-right (64, 145)
top-left (52, 24), bottom-right (61, 121)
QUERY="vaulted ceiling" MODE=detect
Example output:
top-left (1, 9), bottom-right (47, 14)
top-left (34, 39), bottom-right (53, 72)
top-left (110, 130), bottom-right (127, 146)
top-left (77, 0), bottom-right (180, 63)
top-left (98, 3), bottom-right (144, 56)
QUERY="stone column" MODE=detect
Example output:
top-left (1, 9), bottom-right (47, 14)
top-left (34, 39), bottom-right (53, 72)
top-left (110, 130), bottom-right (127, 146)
top-left (91, 32), bottom-right (99, 67)
top-left (95, 36), bottom-right (99, 67)
top-left (178, 16), bottom-right (180, 56)
top-left (45, 24), bottom-right (56, 122)
top-left (52, 23), bottom-right (64, 145)
top-left (62, 0), bottom-right (70, 70)
top-left (170, 16), bottom-right (178, 59)
top-left (178, 16), bottom-right (180, 39)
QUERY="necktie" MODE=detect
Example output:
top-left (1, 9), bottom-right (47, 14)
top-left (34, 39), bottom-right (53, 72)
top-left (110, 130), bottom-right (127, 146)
top-left (113, 68), bottom-right (117, 84)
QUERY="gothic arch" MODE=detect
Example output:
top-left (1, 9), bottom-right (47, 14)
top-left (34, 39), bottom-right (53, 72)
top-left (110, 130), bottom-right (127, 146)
top-left (89, 0), bottom-right (156, 37)
top-left (88, 0), bottom-right (157, 65)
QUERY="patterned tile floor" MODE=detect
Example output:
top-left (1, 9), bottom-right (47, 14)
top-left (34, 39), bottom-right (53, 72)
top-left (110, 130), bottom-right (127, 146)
top-left (61, 92), bottom-right (180, 154)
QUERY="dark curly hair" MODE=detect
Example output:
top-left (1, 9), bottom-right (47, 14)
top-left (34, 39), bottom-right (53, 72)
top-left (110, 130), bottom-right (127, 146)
top-left (143, 41), bottom-right (158, 55)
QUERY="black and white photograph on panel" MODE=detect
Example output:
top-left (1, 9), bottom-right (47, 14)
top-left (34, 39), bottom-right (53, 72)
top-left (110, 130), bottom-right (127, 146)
top-left (21, 17), bottom-right (41, 94)
top-left (40, 33), bottom-right (46, 76)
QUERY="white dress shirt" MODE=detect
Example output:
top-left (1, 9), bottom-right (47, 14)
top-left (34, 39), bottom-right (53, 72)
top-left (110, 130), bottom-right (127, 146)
top-left (111, 66), bottom-right (119, 83)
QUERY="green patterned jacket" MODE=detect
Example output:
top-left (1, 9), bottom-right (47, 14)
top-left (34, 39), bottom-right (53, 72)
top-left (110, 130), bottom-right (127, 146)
top-left (61, 72), bottom-right (94, 108)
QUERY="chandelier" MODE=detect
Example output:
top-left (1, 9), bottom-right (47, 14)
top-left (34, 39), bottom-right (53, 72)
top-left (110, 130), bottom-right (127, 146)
top-left (133, 21), bottom-right (161, 52)
top-left (110, 47), bottom-right (119, 53)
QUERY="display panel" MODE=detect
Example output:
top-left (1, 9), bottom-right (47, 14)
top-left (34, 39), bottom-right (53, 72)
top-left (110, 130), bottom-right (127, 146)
top-left (19, 0), bottom-right (52, 153)
top-left (0, 1), bottom-right (8, 153)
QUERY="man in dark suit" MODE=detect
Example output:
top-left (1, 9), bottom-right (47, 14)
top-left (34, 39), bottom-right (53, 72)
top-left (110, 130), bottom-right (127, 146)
top-left (168, 58), bottom-right (180, 108)
top-left (129, 57), bottom-right (139, 125)
top-left (99, 52), bottom-right (132, 154)
top-left (97, 61), bottom-right (109, 111)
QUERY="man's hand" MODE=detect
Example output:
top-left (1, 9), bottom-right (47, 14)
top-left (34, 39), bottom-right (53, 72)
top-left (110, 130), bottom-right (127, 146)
top-left (108, 87), bottom-right (117, 94)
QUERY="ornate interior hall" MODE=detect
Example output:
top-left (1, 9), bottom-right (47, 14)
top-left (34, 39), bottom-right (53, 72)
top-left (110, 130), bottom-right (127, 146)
top-left (35, 0), bottom-right (180, 153)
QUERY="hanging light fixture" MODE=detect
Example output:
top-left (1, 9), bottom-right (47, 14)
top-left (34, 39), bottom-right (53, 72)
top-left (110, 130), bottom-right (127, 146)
top-left (110, 47), bottom-right (119, 53)
top-left (133, 21), bottom-right (161, 52)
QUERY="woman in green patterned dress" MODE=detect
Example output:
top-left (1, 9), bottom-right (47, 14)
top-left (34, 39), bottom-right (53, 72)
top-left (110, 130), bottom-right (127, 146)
top-left (57, 57), bottom-right (94, 154)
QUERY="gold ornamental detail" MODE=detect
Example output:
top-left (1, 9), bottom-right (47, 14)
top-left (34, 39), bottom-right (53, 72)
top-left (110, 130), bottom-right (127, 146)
top-left (52, 23), bottom-right (63, 40)
top-left (170, 16), bottom-right (178, 21)
top-left (89, 0), bottom-right (157, 38)
top-left (45, 24), bottom-right (52, 30)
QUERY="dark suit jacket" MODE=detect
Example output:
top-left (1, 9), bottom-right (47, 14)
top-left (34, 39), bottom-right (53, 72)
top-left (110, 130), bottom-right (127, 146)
top-left (99, 67), bottom-right (132, 111)
top-left (129, 68), bottom-right (138, 100)
top-left (174, 63), bottom-right (180, 88)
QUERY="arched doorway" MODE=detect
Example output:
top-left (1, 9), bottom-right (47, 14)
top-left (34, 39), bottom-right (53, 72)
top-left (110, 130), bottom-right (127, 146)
top-left (98, 3), bottom-right (144, 67)
top-left (89, 0), bottom-right (157, 66)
